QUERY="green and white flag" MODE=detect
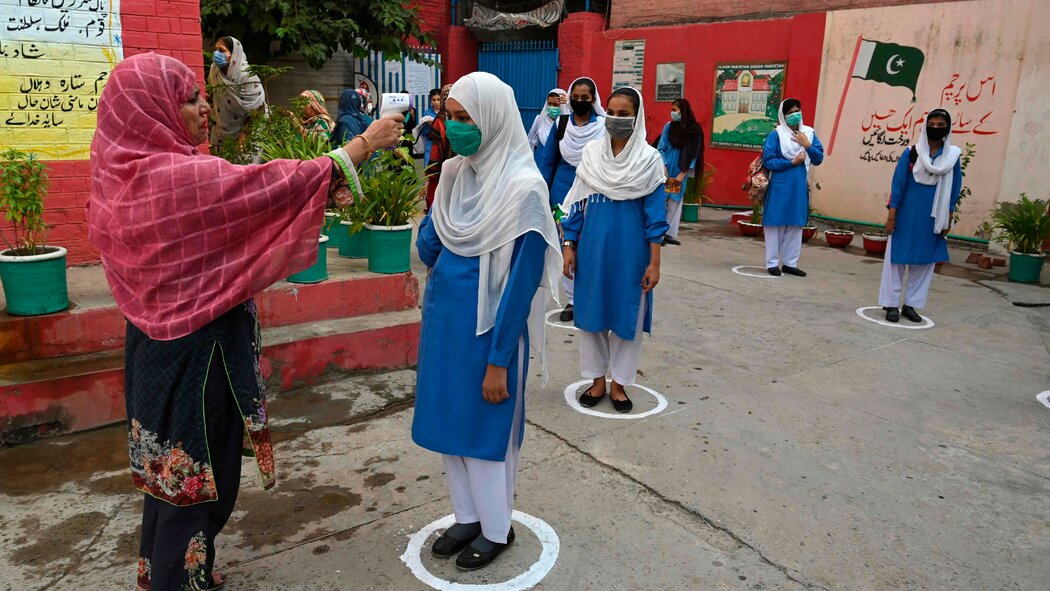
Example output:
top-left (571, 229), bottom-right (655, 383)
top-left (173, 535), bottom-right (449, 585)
top-left (852, 39), bottom-right (924, 98)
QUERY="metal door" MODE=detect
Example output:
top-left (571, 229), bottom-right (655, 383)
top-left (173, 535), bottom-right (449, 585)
top-left (478, 40), bottom-right (559, 130)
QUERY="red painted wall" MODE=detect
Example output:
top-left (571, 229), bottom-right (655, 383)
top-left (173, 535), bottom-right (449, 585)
top-left (582, 12), bottom-right (827, 205)
top-left (2, 0), bottom-right (205, 265)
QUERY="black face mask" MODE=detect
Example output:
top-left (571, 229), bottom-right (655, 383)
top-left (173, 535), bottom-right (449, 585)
top-left (569, 99), bottom-right (593, 117)
top-left (926, 125), bottom-right (949, 141)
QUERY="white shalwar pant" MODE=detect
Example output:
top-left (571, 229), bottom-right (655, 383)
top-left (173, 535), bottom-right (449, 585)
top-left (764, 225), bottom-right (803, 269)
top-left (666, 198), bottom-right (684, 238)
top-left (562, 275), bottom-right (574, 306)
top-left (580, 293), bottom-right (646, 386)
top-left (878, 237), bottom-right (935, 309)
top-left (441, 340), bottom-right (524, 544)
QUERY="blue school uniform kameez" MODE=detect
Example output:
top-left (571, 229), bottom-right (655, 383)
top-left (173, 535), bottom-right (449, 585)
top-left (761, 131), bottom-right (824, 226)
top-left (535, 113), bottom-right (600, 210)
top-left (889, 147), bottom-right (961, 264)
top-left (561, 189), bottom-right (670, 340)
top-left (656, 123), bottom-right (697, 202)
top-left (412, 214), bottom-right (548, 462)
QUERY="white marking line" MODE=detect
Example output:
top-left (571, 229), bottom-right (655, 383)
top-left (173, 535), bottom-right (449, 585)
top-left (732, 265), bottom-right (780, 279)
top-left (563, 380), bottom-right (669, 420)
top-left (544, 309), bottom-right (579, 331)
top-left (400, 511), bottom-right (560, 591)
top-left (1037, 391), bottom-right (1050, 409)
top-left (855, 306), bottom-right (935, 330)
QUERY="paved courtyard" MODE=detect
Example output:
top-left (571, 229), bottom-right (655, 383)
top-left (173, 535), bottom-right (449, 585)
top-left (2, 209), bottom-right (1048, 591)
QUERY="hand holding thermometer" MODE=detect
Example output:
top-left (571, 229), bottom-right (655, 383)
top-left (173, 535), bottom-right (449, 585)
top-left (380, 93), bottom-right (412, 117)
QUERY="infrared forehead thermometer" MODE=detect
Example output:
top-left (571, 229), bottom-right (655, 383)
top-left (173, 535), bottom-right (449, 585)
top-left (380, 93), bottom-right (411, 117)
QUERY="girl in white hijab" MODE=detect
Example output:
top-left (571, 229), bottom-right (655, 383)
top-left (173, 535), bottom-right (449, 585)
top-left (412, 72), bottom-right (561, 571)
top-left (207, 36), bottom-right (266, 147)
top-left (561, 86), bottom-right (669, 413)
top-left (527, 87), bottom-right (567, 151)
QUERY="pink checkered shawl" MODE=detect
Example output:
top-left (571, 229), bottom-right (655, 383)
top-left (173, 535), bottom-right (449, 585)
top-left (88, 53), bottom-right (331, 340)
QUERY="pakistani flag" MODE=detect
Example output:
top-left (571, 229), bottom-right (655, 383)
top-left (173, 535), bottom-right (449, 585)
top-left (852, 39), bottom-right (924, 98)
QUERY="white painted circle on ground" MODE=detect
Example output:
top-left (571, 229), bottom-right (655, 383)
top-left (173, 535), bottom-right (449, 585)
top-left (562, 380), bottom-right (668, 419)
top-left (400, 510), bottom-right (560, 591)
top-left (732, 265), bottom-right (780, 279)
top-left (544, 309), bottom-right (578, 331)
top-left (855, 306), bottom-right (936, 330)
top-left (1037, 391), bottom-right (1050, 409)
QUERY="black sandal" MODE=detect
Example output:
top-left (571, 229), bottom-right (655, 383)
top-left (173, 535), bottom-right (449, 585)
top-left (611, 391), bottom-right (633, 413)
top-left (578, 385), bottom-right (606, 407)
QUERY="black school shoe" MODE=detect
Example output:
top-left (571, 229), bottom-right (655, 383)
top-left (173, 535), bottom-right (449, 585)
top-left (456, 528), bottom-right (515, 571)
top-left (781, 266), bottom-right (807, 277)
top-left (901, 305), bottom-right (923, 323)
top-left (884, 307), bottom-right (900, 323)
top-left (579, 385), bottom-right (606, 408)
top-left (559, 304), bottom-right (574, 322)
top-left (663, 236), bottom-right (681, 246)
top-left (611, 392), bottom-right (633, 413)
top-left (767, 267), bottom-right (782, 276)
top-left (432, 522), bottom-right (481, 558)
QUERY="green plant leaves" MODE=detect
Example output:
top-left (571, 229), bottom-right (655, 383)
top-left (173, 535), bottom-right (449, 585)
top-left (990, 193), bottom-right (1050, 254)
top-left (0, 149), bottom-right (50, 254)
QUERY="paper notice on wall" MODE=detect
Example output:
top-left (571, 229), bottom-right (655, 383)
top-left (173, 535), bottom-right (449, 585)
top-left (656, 62), bottom-right (685, 101)
top-left (612, 39), bottom-right (645, 90)
top-left (406, 59), bottom-right (435, 97)
top-left (0, 0), bottom-right (124, 160)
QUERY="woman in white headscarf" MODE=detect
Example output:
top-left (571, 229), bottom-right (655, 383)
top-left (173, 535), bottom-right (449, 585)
top-left (561, 87), bottom-right (669, 413)
top-left (761, 98), bottom-right (824, 277)
top-left (535, 76), bottom-right (606, 322)
top-left (207, 36), bottom-right (266, 148)
top-left (412, 72), bottom-right (561, 571)
top-left (527, 88), bottom-right (567, 151)
top-left (877, 108), bottom-right (961, 323)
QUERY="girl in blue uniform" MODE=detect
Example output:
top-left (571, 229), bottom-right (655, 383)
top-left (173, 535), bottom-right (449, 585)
top-left (657, 98), bottom-right (704, 245)
top-left (535, 77), bottom-right (606, 321)
top-left (413, 72), bottom-right (562, 571)
top-left (527, 88), bottom-right (567, 152)
top-left (762, 98), bottom-right (824, 276)
top-left (879, 108), bottom-right (961, 322)
top-left (562, 87), bottom-right (669, 412)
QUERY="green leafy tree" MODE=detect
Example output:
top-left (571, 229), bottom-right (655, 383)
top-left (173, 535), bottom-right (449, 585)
top-left (201, 0), bottom-right (436, 69)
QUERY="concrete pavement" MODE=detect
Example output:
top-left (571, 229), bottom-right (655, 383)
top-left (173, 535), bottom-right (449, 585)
top-left (2, 209), bottom-right (1048, 590)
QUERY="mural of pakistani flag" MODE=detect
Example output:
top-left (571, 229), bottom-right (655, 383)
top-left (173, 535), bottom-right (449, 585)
top-left (828, 38), bottom-right (926, 155)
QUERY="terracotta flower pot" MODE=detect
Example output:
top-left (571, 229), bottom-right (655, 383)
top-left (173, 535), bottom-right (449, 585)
top-left (862, 233), bottom-right (888, 255)
top-left (731, 212), bottom-right (750, 225)
top-left (739, 221), bottom-right (763, 237)
top-left (801, 226), bottom-right (818, 242)
top-left (824, 230), bottom-right (854, 248)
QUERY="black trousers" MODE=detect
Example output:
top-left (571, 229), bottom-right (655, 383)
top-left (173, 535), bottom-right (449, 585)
top-left (138, 352), bottom-right (244, 591)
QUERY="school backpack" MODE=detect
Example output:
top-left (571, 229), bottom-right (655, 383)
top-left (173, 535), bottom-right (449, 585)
top-left (745, 155), bottom-right (770, 204)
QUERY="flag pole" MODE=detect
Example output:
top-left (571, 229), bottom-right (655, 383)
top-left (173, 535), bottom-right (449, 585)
top-left (827, 36), bottom-right (864, 156)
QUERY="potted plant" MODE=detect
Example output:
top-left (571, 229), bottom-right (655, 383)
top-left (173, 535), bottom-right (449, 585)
top-left (682, 163), bottom-right (715, 223)
top-left (336, 190), bottom-right (370, 260)
top-left (359, 148), bottom-right (425, 274)
top-left (730, 211), bottom-right (750, 225)
top-left (0, 149), bottom-right (69, 316)
top-left (253, 102), bottom-right (333, 283)
top-left (990, 193), bottom-right (1050, 283)
top-left (738, 200), bottom-right (763, 237)
top-left (323, 211), bottom-right (343, 250)
top-left (862, 228), bottom-right (888, 255)
top-left (824, 228), bottom-right (855, 248)
top-left (802, 206), bottom-right (819, 242)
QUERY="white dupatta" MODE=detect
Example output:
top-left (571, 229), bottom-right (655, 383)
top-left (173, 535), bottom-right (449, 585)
top-left (912, 117), bottom-right (962, 234)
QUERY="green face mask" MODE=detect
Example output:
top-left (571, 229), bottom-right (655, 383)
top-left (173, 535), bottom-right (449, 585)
top-left (785, 112), bottom-right (803, 127)
top-left (547, 106), bottom-right (562, 119)
top-left (446, 120), bottom-right (482, 156)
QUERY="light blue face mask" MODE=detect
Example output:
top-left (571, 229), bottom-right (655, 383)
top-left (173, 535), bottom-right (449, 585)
top-left (547, 106), bottom-right (562, 119)
top-left (670, 111), bottom-right (681, 122)
top-left (213, 50), bottom-right (229, 68)
top-left (785, 112), bottom-right (803, 127)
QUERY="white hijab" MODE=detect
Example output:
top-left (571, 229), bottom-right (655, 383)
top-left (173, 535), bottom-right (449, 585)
top-left (429, 72), bottom-right (562, 375)
top-left (912, 111), bottom-right (962, 234)
top-left (559, 77), bottom-right (607, 167)
top-left (207, 37), bottom-right (266, 143)
top-left (561, 86), bottom-right (667, 213)
top-left (528, 88), bottom-right (566, 150)
top-left (775, 100), bottom-right (815, 174)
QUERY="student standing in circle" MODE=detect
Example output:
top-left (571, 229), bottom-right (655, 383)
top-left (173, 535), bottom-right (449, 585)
top-left (413, 72), bottom-right (562, 571)
top-left (535, 77), bottom-right (606, 322)
top-left (878, 108), bottom-right (961, 323)
top-left (657, 98), bottom-right (704, 246)
top-left (561, 87), bottom-right (668, 413)
top-left (761, 98), bottom-right (824, 277)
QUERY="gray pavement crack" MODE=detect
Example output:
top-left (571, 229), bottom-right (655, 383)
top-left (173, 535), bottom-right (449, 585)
top-left (525, 420), bottom-right (831, 591)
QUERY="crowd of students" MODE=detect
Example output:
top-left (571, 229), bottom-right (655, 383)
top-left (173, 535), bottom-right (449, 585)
top-left (88, 46), bottom-right (962, 587)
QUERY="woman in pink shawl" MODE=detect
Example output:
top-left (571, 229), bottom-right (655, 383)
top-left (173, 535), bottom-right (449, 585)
top-left (87, 53), bottom-right (401, 591)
